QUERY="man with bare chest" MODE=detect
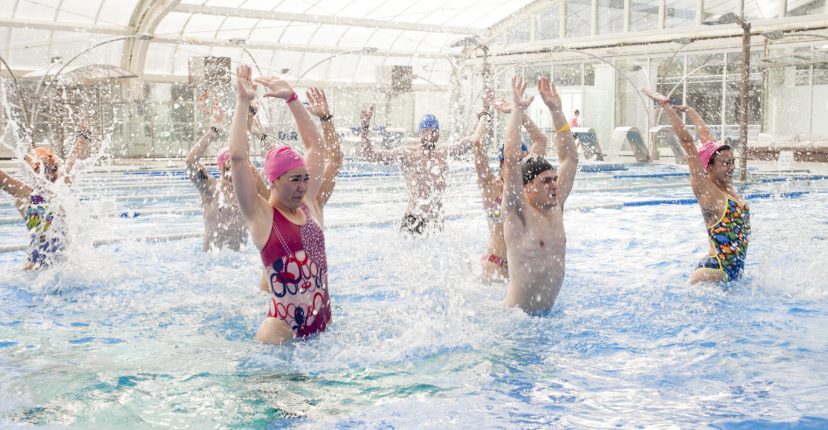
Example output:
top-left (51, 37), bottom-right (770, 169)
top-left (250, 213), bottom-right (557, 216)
top-left (360, 105), bottom-right (489, 234)
top-left (501, 76), bottom-right (579, 312)
top-left (185, 101), bottom-right (266, 251)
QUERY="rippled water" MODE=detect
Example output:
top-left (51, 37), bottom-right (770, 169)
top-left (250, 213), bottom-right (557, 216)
top-left (1, 162), bottom-right (827, 428)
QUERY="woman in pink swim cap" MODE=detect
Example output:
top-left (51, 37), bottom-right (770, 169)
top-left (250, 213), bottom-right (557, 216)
top-left (642, 88), bottom-right (751, 284)
top-left (229, 64), bottom-right (331, 345)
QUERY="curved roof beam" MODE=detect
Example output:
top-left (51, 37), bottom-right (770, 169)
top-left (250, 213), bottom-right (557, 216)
top-left (121, 0), bottom-right (182, 76)
top-left (173, 3), bottom-right (479, 35)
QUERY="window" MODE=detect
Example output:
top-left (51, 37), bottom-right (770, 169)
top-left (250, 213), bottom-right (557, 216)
top-left (596, 0), bottom-right (624, 35)
top-left (787, 0), bottom-right (825, 16)
top-left (509, 18), bottom-right (532, 44)
top-left (665, 0), bottom-right (696, 28)
top-left (535, 5), bottom-right (561, 40)
top-left (629, 1), bottom-right (659, 32)
top-left (554, 63), bottom-right (583, 86)
top-left (744, 0), bottom-right (780, 20)
top-left (565, 0), bottom-right (592, 38)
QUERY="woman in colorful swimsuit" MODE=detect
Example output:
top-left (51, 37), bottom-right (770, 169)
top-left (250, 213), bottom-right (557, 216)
top-left (0, 130), bottom-right (91, 270)
top-left (643, 89), bottom-right (750, 283)
top-left (229, 64), bottom-right (330, 344)
top-left (472, 97), bottom-right (548, 282)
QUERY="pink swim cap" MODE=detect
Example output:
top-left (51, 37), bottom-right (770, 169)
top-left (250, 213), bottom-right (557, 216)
top-left (697, 141), bottom-right (728, 173)
top-left (216, 148), bottom-right (230, 170)
top-left (264, 146), bottom-right (305, 182)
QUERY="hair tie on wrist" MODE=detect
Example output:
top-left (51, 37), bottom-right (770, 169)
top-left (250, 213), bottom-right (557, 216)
top-left (248, 106), bottom-right (258, 115)
top-left (210, 126), bottom-right (220, 134)
top-left (320, 114), bottom-right (333, 121)
top-left (477, 111), bottom-right (491, 120)
top-left (660, 99), bottom-right (670, 107)
top-left (286, 92), bottom-right (299, 103)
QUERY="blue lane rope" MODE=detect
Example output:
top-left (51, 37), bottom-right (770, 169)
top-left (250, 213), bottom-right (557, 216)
top-left (578, 164), bottom-right (628, 172)
top-left (613, 173), bottom-right (689, 179)
top-left (754, 175), bottom-right (828, 183)
top-left (620, 191), bottom-right (811, 208)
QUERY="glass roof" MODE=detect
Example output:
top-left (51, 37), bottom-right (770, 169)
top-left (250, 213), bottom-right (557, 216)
top-left (2, 0), bottom-right (826, 86)
top-left (0, 0), bottom-right (534, 84)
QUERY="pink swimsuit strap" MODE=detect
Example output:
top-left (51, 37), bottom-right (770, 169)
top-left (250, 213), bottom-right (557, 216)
top-left (260, 204), bottom-right (327, 273)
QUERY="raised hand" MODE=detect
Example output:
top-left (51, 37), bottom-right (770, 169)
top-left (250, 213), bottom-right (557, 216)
top-left (641, 87), bottom-right (670, 105)
top-left (197, 91), bottom-right (212, 115)
top-left (511, 76), bottom-right (534, 111)
top-left (493, 98), bottom-right (513, 114)
top-left (482, 87), bottom-right (494, 111)
top-left (672, 104), bottom-right (698, 114)
top-left (537, 76), bottom-right (561, 112)
top-left (211, 102), bottom-right (225, 126)
top-left (360, 103), bottom-right (374, 127)
top-left (306, 87), bottom-right (331, 118)
top-left (236, 65), bottom-right (258, 101)
top-left (254, 76), bottom-right (294, 100)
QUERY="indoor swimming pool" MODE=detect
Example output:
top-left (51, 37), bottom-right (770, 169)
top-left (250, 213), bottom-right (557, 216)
top-left (1, 161), bottom-right (827, 428)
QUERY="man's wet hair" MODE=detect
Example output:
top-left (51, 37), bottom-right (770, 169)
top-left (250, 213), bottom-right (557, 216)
top-left (521, 156), bottom-right (554, 185)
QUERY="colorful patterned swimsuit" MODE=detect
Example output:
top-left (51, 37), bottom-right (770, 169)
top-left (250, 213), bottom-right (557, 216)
top-left (260, 204), bottom-right (331, 337)
top-left (486, 196), bottom-right (502, 225)
top-left (25, 194), bottom-right (65, 269)
top-left (697, 196), bottom-right (751, 281)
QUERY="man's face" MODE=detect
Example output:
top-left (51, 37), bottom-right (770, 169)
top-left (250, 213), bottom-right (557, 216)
top-left (523, 168), bottom-right (558, 209)
top-left (708, 149), bottom-right (735, 184)
top-left (32, 156), bottom-right (61, 183)
top-left (219, 163), bottom-right (232, 185)
top-left (419, 128), bottom-right (439, 146)
top-left (272, 166), bottom-right (309, 210)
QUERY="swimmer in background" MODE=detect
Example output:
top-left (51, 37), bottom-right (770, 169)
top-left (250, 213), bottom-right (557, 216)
top-left (501, 77), bottom-right (579, 312)
top-left (642, 88), bottom-right (750, 284)
top-left (359, 96), bottom-right (490, 235)
top-left (473, 95), bottom-right (549, 282)
top-left (230, 65), bottom-right (331, 344)
top-left (0, 125), bottom-right (92, 269)
top-left (185, 94), bottom-right (267, 252)
top-left (569, 109), bottom-right (581, 128)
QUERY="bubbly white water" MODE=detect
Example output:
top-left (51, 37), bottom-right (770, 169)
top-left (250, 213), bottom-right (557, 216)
top-left (1, 162), bottom-right (827, 428)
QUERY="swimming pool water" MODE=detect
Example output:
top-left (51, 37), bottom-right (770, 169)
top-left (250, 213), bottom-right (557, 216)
top-left (1, 161), bottom-right (827, 428)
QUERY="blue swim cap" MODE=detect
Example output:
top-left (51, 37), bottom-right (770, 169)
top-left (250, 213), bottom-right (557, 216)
top-left (418, 114), bottom-right (440, 131)
top-left (498, 143), bottom-right (529, 161)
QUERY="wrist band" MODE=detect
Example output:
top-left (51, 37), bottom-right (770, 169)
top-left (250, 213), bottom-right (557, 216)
top-left (210, 126), bottom-right (220, 134)
top-left (320, 114), bottom-right (333, 122)
top-left (477, 111), bottom-right (491, 120)
top-left (248, 106), bottom-right (258, 115)
top-left (557, 123), bottom-right (571, 133)
top-left (286, 92), bottom-right (299, 103)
